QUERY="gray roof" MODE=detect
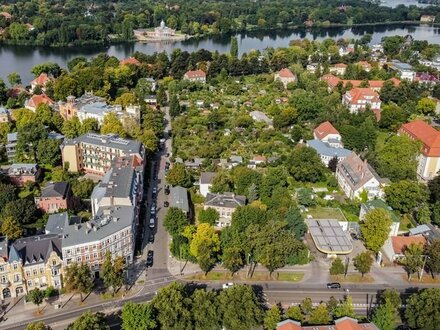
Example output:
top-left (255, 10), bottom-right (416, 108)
top-left (61, 93), bottom-right (105, 109)
top-left (0, 107), bottom-right (8, 114)
top-left (200, 172), bottom-right (216, 185)
top-left (62, 205), bottom-right (135, 247)
top-left (11, 234), bottom-right (62, 265)
top-left (169, 186), bottom-right (189, 213)
top-left (41, 181), bottom-right (70, 198)
top-left (79, 102), bottom-right (121, 116)
top-left (250, 111), bottom-right (273, 125)
top-left (205, 192), bottom-right (246, 209)
top-left (306, 218), bottom-right (353, 254)
top-left (307, 139), bottom-right (352, 158)
top-left (230, 156), bottom-right (243, 163)
top-left (48, 131), bottom-right (64, 140)
top-left (8, 163), bottom-right (39, 175)
top-left (63, 133), bottom-right (142, 155)
top-left (409, 224), bottom-right (431, 236)
top-left (46, 212), bottom-right (69, 235)
top-left (391, 61), bottom-right (413, 71)
top-left (7, 132), bottom-right (17, 143)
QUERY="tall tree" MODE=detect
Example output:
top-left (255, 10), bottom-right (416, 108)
top-left (25, 322), bottom-right (51, 330)
top-left (169, 94), bottom-right (181, 117)
top-left (333, 296), bottom-right (355, 318)
top-left (360, 208), bottom-right (392, 253)
top-left (1, 215), bottom-right (23, 240)
top-left (309, 303), bottom-right (331, 325)
top-left (264, 305), bottom-right (282, 330)
top-left (0, 183), bottom-right (17, 209)
top-left (426, 239), bottom-right (440, 276)
top-left (372, 297), bottom-right (397, 330)
top-left (403, 242), bottom-right (424, 280)
top-left (163, 207), bottom-right (188, 237)
top-left (101, 113), bottom-right (125, 137)
top-left (230, 36), bottom-right (239, 58)
top-left (2, 198), bottom-right (38, 225)
top-left (36, 139), bottom-right (61, 167)
top-left (198, 208), bottom-right (219, 226)
top-left (166, 163), bottom-right (192, 187)
top-left (121, 302), bottom-right (156, 330)
top-left (288, 146), bottom-right (326, 183)
top-left (405, 288), bottom-right (440, 330)
top-left (64, 263), bottom-right (93, 302)
top-left (7, 72), bottom-right (21, 86)
top-left (328, 156), bottom-right (338, 173)
top-left (192, 289), bottom-right (221, 330)
top-left (222, 246), bottom-right (245, 275)
top-left (385, 180), bottom-right (428, 214)
top-left (330, 257), bottom-right (345, 275)
top-left (353, 252), bottom-right (373, 277)
top-left (190, 223), bottom-right (221, 274)
top-left (284, 207), bottom-right (306, 240)
top-left (26, 288), bottom-right (45, 310)
top-left (16, 122), bottom-right (48, 161)
top-left (102, 251), bottom-right (125, 295)
top-left (67, 311), bottom-right (109, 330)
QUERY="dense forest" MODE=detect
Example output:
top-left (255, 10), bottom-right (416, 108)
top-left (0, 0), bottom-right (439, 47)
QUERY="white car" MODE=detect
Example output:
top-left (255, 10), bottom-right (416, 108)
top-left (222, 283), bottom-right (234, 289)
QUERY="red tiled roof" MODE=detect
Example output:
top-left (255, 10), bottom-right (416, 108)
top-left (334, 63), bottom-right (348, 68)
top-left (0, 12), bottom-right (12, 19)
top-left (346, 88), bottom-right (380, 104)
top-left (277, 320), bottom-right (302, 330)
top-left (322, 75), bottom-right (400, 90)
top-left (253, 155), bottom-right (267, 162)
top-left (28, 94), bottom-right (54, 108)
top-left (31, 73), bottom-right (51, 86)
top-left (184, 70), bottom-right (206, 79)
top-left (278, 317), bottom-right (378, 330)
top-left (278, 68), bottom-right (295, 78)
top-left (400, 120), bottom-right (440, 157)
top-left (314, 121), bottom-right (340, 140)
top-left (391, 236), bottom-right (426, 255)
top-left (120, 57), bottom-right (141, 66)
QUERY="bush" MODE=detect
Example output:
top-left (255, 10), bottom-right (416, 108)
top-left (44, 286), bottom-right (58, 298)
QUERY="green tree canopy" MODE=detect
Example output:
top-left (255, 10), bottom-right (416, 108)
top-left (166, 163), bottom-right (192, 187)
top-left (121, 302), bottom-right (156, 330)
top-left (405, 288), bottom-right (440, 330)
top-left (189, 223), bottom-right (221, 273)
top-left (1, 215), bottom-right (23, 240)
top-left (353, 251), bottom-right (373, 277)
top-left (360, 208), bottom-right (392, 253)
top-left (198, 208), bottom-right (219, 226)
top-left (64, 262), bottom-right (93, 301)
top-left (329, 257), bottom-right (345, 275)
top-left (164, 207), bottom-right (188, 237)
top-left (385, 180), bottom-right (429, 214)
top-left (288, 146), bottom-right (326, 182)
top-left (67, 311), bottom-right (109, 330)
top-left (264, 305), bottom-right (282, 330)
top-left (192, 289), bottom-right (221, 330)
top-left (72, 179), bottom-right (95, 199)
top-left (372, 297), bottom-right (397, 330)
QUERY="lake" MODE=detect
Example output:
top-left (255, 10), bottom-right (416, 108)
top-left (0, 23), bottom-right (439, 84)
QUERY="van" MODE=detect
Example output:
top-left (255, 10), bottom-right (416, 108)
top-left (149, 217), bottom-right (155, 229)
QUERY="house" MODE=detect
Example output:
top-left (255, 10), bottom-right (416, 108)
top-left (144, 95), bottom-right (157, 105)
top-left (7, 163), bottom-right (41, 186)
top-left (77, 102), bottom-right (123, 125)
top-left (277, 317), bottom-right (379, 330)
top-left (35, 182), bottom-right (74, 213)
top-left (321, 74), bottom-right (400, 92)
top-left (274, 68), bottom-right (296, 88)
top-left (204, 192), bottom-right (246, 228)
top-left (58, 93), bottom-right (106, 121)
top-left (45, 212), bottom-right (69, 235)
top-left (250, 111), bottom-right (273, 127)
top-left (184, 158), bottom-right (205, 169)
top-left (399, 120), bottom-right (440, 181)
top-left (329, 63), bottom-right (347, 76)
top-left (30, 73), bottom-right (52, 92)
top-left (169, 186), bottom-right (190, 216)
top-left (306, 63), bottom-right (319, 73)
top-left (120, 57), bottom-right (141, 66)
top-left (25, 94), bottom-right (55, 112)
top-left (415, 72), bottom-right (440, 85)
top-left (336, 153), bottom-right (388, 200)
top-left (409, 224), bottom-right (440, 244)
top-left (6, 132), bottom-right (18, 162)
top-left (339, 44), bottom-right (355, 56)
top-left (372, 44), bottom-right (384, 53)
top-left (61, 133), bottom-right (144, 175)
top-left (356, 61), bottom-right (372, 72)
top-left (389, 61), bottom-right (415, 81)
top-left (0, 107), bottom-right (10, 123)
top-left (199, 172), bottom-right (216, 197)
top-left (420, 15), bottom-right (436, 23)
top-left (248, 155), bottom-right (267, 169)
top-left (313, 121), bottom-right (343, 148)
top-left (229, 156), bottom-right (243, 168)
top-left (183, 70), bottom-right (206, 83)
top-left (342, 88), bottom-right (382, 120)
top-left (146, 20), bottom-right (176, 39)
top-left (359, 199), bottom-right (400, 237)
top-left (307, 139), bottom-right (352, 166)
top-left (383, 236), bottom-right (426, 261)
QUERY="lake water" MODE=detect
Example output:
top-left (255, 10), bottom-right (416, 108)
top-left (0, 23), bottom-right (439, 84)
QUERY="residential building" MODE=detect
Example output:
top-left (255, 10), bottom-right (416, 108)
top-left (399, 120), bottom-right (440, 180)
top-left (7, 163), bottom-right (41, 186)
top-left (307, 139), bottom-right (352, 166)
top-left (359, 199), bottom-right (400, 237)
top-left (409, 223), bottom-right (440, 244)
top-left (61, 133), bottom-right (144, 175)
top-left (250, 111), bottom-right (273, 127)
top-left (183, 70), bottom-right (206, 83)
top-left (415, 72), bottom-right (440, 85)
top-left (389, 61), bottom-right (416, 81)
top-left (420, 15), bottom-right (436, 23)
top-left (336, 153), bottom-right (389, 200)
top-left (58, 93), bottom-right (106, 121)
top-left (306, 63), bottom-right (319, 73)
top-left (313, 121), bottom-right (343, 148)
top-left (146, 20), bottom-right (176, 39)
top-left (120, 57), bottom-right (141, 66)
top-left (342, 87), bottom-right (382, 120)
top-left (25, 94), bottom-right (55, 112)
top-left (144, 95), bottom-right (157, 105)
top-left (274, 68), bottom-right (297, 88)
top-left (248, 155), bottom-right (267, 169)
top-left (356, 61), bottom-right (372, 72)
top-left (204, 192), bottom-right (246, 228)
top-left (277, 317), bottom-right (379, 330)
top-left (321, 74), bottom-right (400, 92)
top-left (30, 73), bottom-right (52, 92)
top-left (199, 172), bottom-right (216, 197)
top-left (6, 132), bottom-right (18, 162)
top-left (0, 107), bottom-right (10, 123)
top-left (35, 182), bottom-right (74, 213)
top-left (184, 158), bottom-right (205, 169)
top-left (77, 102), bottom-right (139, 126)
top-left (169, 186), bottom-right (190, 217)
top-left (339, 44), bottom-right (355, 56)
top-left (45, 212), bottom-right (69, 235)
top-left (383, 236), bottom-right (426, 261)
top-left (329, 63), bottom-right (347, 76)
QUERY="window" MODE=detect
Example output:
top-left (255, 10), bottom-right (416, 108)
top-left (26, 270), bottom-right (31, 277)
top-left (76, 257), bottom-right (81, 262)
top-left (33, 269), bottom-right (38, 276)
top-left (40, 267), bottom-right (44, 274)
top-left (27, 280), bottom-right (33, 287)
top-left (52, 260), bottom-right (56, 266)
top-left (13, 263), bottom-right (18, 270)
top-left (0, 265), bottom-right (4, 272)
top-left (14, 274), bottom-right (20, 282)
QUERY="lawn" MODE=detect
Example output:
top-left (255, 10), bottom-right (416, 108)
top-left (186, 270), bottom-right (304, 282)
top-left (399, 215), bottom-right (415, 231)
top-left (306, 207), bottom-right (347, 222)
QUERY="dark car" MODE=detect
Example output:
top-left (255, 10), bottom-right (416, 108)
top-left (146, 251), bottom-right (154, 267)
top-left (148, 233), bottom-right (154, 243)
top-left (164, 186), bottom-right (170, 195)
top-left (164, 201), bottom-right (169, 207)
top-left (327, 282), bottom-right (341, 289)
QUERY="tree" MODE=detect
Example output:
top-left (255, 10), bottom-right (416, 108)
top-left (264, 305), bottom-right (282, 330)
top-left (16, 122), bottom-right (48, 161)
top-left (360, 208), bottom-right (392, 253)
top-left (405, 288), bottom-right (440, 330)
top-left (156, 86), bottom-right (167, 106)
top-left (102, 251), bottom-right (125, 295)
top-left (121, 302), bottom-right (156, 330)
top-left (164, 207), bottom-right (188, 237)
top-left (2, 199), bottom-right (38, 225)
top-left (31, 62), bottom-right (61, 77)
top-left (330, 257), bottom-right (345, 275)
top-left (333, 296), bottom-right (355, 318)
top-left (328, 156), bottom-right (338, 173)
top-left (403, 242), bottom-right (424, 279)
top-left (79, 118), bottom-right (99, 135)
top-left (230, 36), bottom-right (238, 58)
top-left (192, 289), bottom-right (221, 330)
top-left (152, 282), bottom-right (192, 329)
top-left (101, 113), bottom-right (125, 136)
top-left (64, 263), bottom-right (93, 301)
top-left (62, 117), bottom-right (81, 138)
top-left (1, 216), bottom-right (23, 240)
top-left (114, 93), bottom-right (136, 108)
top-left (7, 72), bottom-right (21, 86)
top-left (67, 311), bottom-right (109, 330)
top-left (353, 252), bottom-right (373, 277)
top-left (309, 303), bottom-right (331, 325)
top-left (36, 139), bottom-right (61, 167)
top-left (385, 180), bottom-right (428, 214)
top-left (166, 163), bottom-right (192, 187)
top-left (190, 223), bottom-right (220, 273)
top-left (372, 297), bottom-right (397, 330)
top-left (222, 246), bottom-right (245, 275)
top-left (25, 322), bottom-right (51, 330)
top-left (426, 239), bottom-right (440, 276)
top-left (378, 289), bottom-right (401, 309)
top-left (217, 285), bottom-right (263, 330)
top-left (72, 179), bottom-right (95, 199)
top-left (0, 183), bottom-right (17, 209)
top-left (285, 305), bottom-right (304, 322)
top-left (416, 203), bottom-right (431, 224)
top-left (428, 175), bottom-right (440, 202)
top-left (416, 97), bottom-right (436, 115)
top-left (376, 135), bottom-right (420, 181)
top-left (198, 208), bottom-right (219, 226)
top-left (136, 129), bottom-right (158, 154)
top-left (169, 94), bottom-right (181, 117)
top-left (210, 171), bottom-right (233, 193)
top-left (284, 207), bottom-right (306, 240)
top-left (288, 146), bottom-right (326, 182)
top-left (27, 288), bottom-right (45, 310)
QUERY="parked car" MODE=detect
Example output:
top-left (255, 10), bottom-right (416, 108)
top-left (164, 186), bottom-right (170, 195)
top-left (152, 187), bottom-right (157, 194)
top-left (148, 233), bottom-right (155, 243)
top-left (164, 201), bottom-right (169, 207)
top-left (146, 251), bottom-right (154, 267)
top-left (327, 282), bottom-right (341, 289)
top-left (149, 217), bottom-right (155, 229)
top-left (222, 283), bottom-right (234, 289)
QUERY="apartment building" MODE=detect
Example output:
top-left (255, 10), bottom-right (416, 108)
top-left (342, 87), bottom-right (382, 120)
top-left (204, 192), bottom-right (246, 228)
top-left (61, 133), bottom-right (144, 175)
top-left (59, 93), bottom-right (106, 121)
top-left (7, 163), bottom-right (41, 186)
top-left (35, 181), bottom-right (74, 213)
top-left (183, 70), bottom-right (206, 83)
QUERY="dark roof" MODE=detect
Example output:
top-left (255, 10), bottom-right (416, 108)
top-left (41, 181), bottom-right (70, 198)
top-left (205, 192), bottom-right (246, 209)
top-left (200, 172), bottom-right (216, 185)
top-left (11, 234), bottom-right (62, 265)
top-left (46, 212), bottom-right (69, 235)
top-left (169, 186), bottom-right (189, 213)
